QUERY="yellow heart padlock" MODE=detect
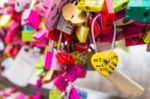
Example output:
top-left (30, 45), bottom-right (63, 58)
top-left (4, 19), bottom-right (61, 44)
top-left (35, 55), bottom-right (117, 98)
top-left (91, 51), bottom-right (118, 77)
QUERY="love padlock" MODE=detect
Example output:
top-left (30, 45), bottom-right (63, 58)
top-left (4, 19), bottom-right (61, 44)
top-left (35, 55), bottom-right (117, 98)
top-left (64, 65), bottom-right (86, 82)
top-left (44, 0), bottom-right (69, 30)
top-left (91, 51), bottom-right (118, 77)
top-left (144, 30), bottom-right (150, 44)
top-left (6, 20), bottom-right (20, 32)
top-left (0, 14), bottom-right (12, 27)
top-left (15, 0), bottom-right (32, 12)
top-left (56, 51), bottom-right (75, 66)
top-left (73, 43), bottom-right (89, 52)
top-left (46, 30), bottom-right (60, 41)
top-left (22, 30), bottom-right (35, 42)
top-left (69, 87), bottom-right (80, 99)
top-left (112, 0), bottom-right (129, 12)
top-left (101, 0), bottom-right (115, 33)
top-left (53, 75), bottom-right (68, 92)
top-left (22, 9), bottom-right (40, 29)
top-left (33, 29), bottom-right (47, 41)
top-left (77, 0), bottom-right (104, 12)
top-left (62, 3), bottom-right (87, 26)
top-left (126, 0), bottom-right (150, 23)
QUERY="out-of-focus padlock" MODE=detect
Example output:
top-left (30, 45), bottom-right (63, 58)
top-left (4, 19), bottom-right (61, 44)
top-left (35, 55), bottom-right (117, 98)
top-left (33, 29), bottom-right (47, 41)
top-left (6, 20), bottom-right (20, 32)
top-left (112, 0), bottom-right (129, 12)
top-left (77, 0), bottom-right (104, 12)
top-left (46, 30), bottom-right (60, 41)
top-left (73, 42), bottom-right (89, 52)
top-left (76, 14), bottom-right (90, 43)
top-left (64, 65), bottom-right (86, 82)
top-left (56, 51), bottom-right (75, 66)
top-left (53, 75), bottom-right (69, 92)
top-left (144, 30), bottom-right (150, 44)
top-left (22, 30), bottom-right (35, 42)
top-left (89, 17), bottom-right (102, 37)
top-left (62, 3), bottom-right (87, 26)
top-left (15, 0), bottom-right (32, 12)
top-left (101, 0), bottom-right (115, 33)
top-left (0, 14), bottom-right (12, 27)
top-left (21, 0), bottom-right (40, 29)
top-left (126, 0), bottom-right (150, 23)
top-left (44, 0), bottom-right (69, 30)
top-left (69, 87), bottom-right (80, 99)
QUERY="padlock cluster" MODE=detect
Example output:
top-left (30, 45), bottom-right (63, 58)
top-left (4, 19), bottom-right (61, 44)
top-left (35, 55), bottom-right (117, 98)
top-left (0, 0), bottom-right (149, 99)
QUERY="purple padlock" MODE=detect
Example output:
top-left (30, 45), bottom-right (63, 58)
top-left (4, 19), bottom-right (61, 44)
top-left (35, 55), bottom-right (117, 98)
top-left (35, 2), bottom-right (47, 16)
top-left (44, 0), bottom-right (69, 30)
top-left (69, 87), bottom-right (80, 99)
top-left (22, 9), bottom-right (40, 29)
top-left (33, 29), bottom-right (47, 41)
top-left (53, 75), bottom-right (68, 92)
top-left (64, 65), bottom-right (86, 82)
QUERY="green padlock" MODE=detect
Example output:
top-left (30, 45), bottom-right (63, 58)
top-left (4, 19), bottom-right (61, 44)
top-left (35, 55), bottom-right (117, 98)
top-left (112, 0), bottom-right (129, 12)
top-left (35, 56), bottom-right (45, 76)
top-left (144, 31), bottom-right (150, 44)
top-left (126, 0), bottom-right (150, 23)
top-left (22, 30), bottom-right (35, 42)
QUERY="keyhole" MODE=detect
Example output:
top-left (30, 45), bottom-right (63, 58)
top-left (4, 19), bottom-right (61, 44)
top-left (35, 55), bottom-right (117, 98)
top-left (71, 15), bottom-right (74, 19)
top-left (104, 58), bottom-right (110, 64)
top-left (143, 12), bottom-right (149, 17)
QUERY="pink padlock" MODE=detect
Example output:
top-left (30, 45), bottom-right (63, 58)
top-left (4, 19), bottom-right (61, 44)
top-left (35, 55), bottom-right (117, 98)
top-left (32, 39), bottom-right (47, 48)
top-left (53, 75), bottom-right (68, 92)
top-left (69, 87), bottom-right (80, 99)
top-left (5, 30), bottom-right (17, 44)
top-left (35, 78), bottom-right (42, 89)
top-left (64, 65), bottom-right (86, 82)
top-left (44, 50), bottom-right (53, 69)
top-left (44, 0), bottom-right (69, 30)
top-left (35, 2), bottom-right (47, 16)
top-left (51, 49), bottom-right (61, 70)
top-left (33, 29), bottom-right (47, 41)
top-left (34, 92), bottom-right (42, 99)
top-left (22, 9), bottom-right (40, 29)
top-left (7, 20), bottom-right (20, 32)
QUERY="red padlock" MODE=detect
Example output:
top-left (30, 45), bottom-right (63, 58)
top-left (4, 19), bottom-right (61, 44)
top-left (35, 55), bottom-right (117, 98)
top-left (101, 0), bottom-right (115, 33)
top-left (56, 51), bottom-right (75, 66)
top-left (73, 43), bottom-right (89, 52)
top-left (63, 31), bottom-right (75, 42)
top-left (46, 29), bottom-right (60, 41)
top-left (89, 17), bottom-right (101, 37)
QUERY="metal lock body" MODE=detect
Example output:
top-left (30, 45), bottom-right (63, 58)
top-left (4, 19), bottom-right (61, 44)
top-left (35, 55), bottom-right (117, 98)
top-left (126, 0), bottom-right (150, 23)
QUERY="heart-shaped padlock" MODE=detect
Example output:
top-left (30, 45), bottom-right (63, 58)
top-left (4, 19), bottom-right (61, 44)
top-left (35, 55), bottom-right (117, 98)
top-left (91, 51), bottom-right (118, 77)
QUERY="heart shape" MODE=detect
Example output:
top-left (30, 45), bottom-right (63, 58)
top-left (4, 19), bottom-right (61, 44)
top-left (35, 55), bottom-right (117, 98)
top-left (91, 51), bottom-right (118, 77)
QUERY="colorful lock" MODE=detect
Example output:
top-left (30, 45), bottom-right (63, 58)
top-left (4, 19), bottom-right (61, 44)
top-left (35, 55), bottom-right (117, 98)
top-left (44, 50), bottom-right (53, 69)
top-left (73, 43), bottom-right (89, 52)
top-left (33, 29), bottom-right (47, 41)
top-left (49, 88), bottom-right (62, 99)
top-left (22, 9), bottom-right (40, 29)
top-left (44, 0), bottom-right (69, 30)
top-left (77, 0), bottom-right (104, 12)
top-left (126, 0), bottom-right (150, 23)
top-left (101, 0), bottom-right (115, 33)
top-left (22, 30), bottom-right (35, 42)
top-left (112, 0), bottom-right (129, 12)
top-left (144, 30), bottom-right (150, 44)
top-left (23, 25), bottom-right (34, 31)
top-left (64, 65), bottom-right (85, 82)
top-left (76, 26), bottom-right (89, 43)
top-left (56, 51), bottom-right (75, 66)
top-left (46, 30), bottom-right (60, 41)
top-left (69, 87), bottom-right (80, 99)
top-left (7, 20), bottom-right (19, 32)
top-left (53, 75), bottom-right (68, 92)
top-left (89, 17), bottom-right (102, 37)
top-left (0, 14), bottom-right (12, 27)
top-left (91, 51), bottom-right (119, 77)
